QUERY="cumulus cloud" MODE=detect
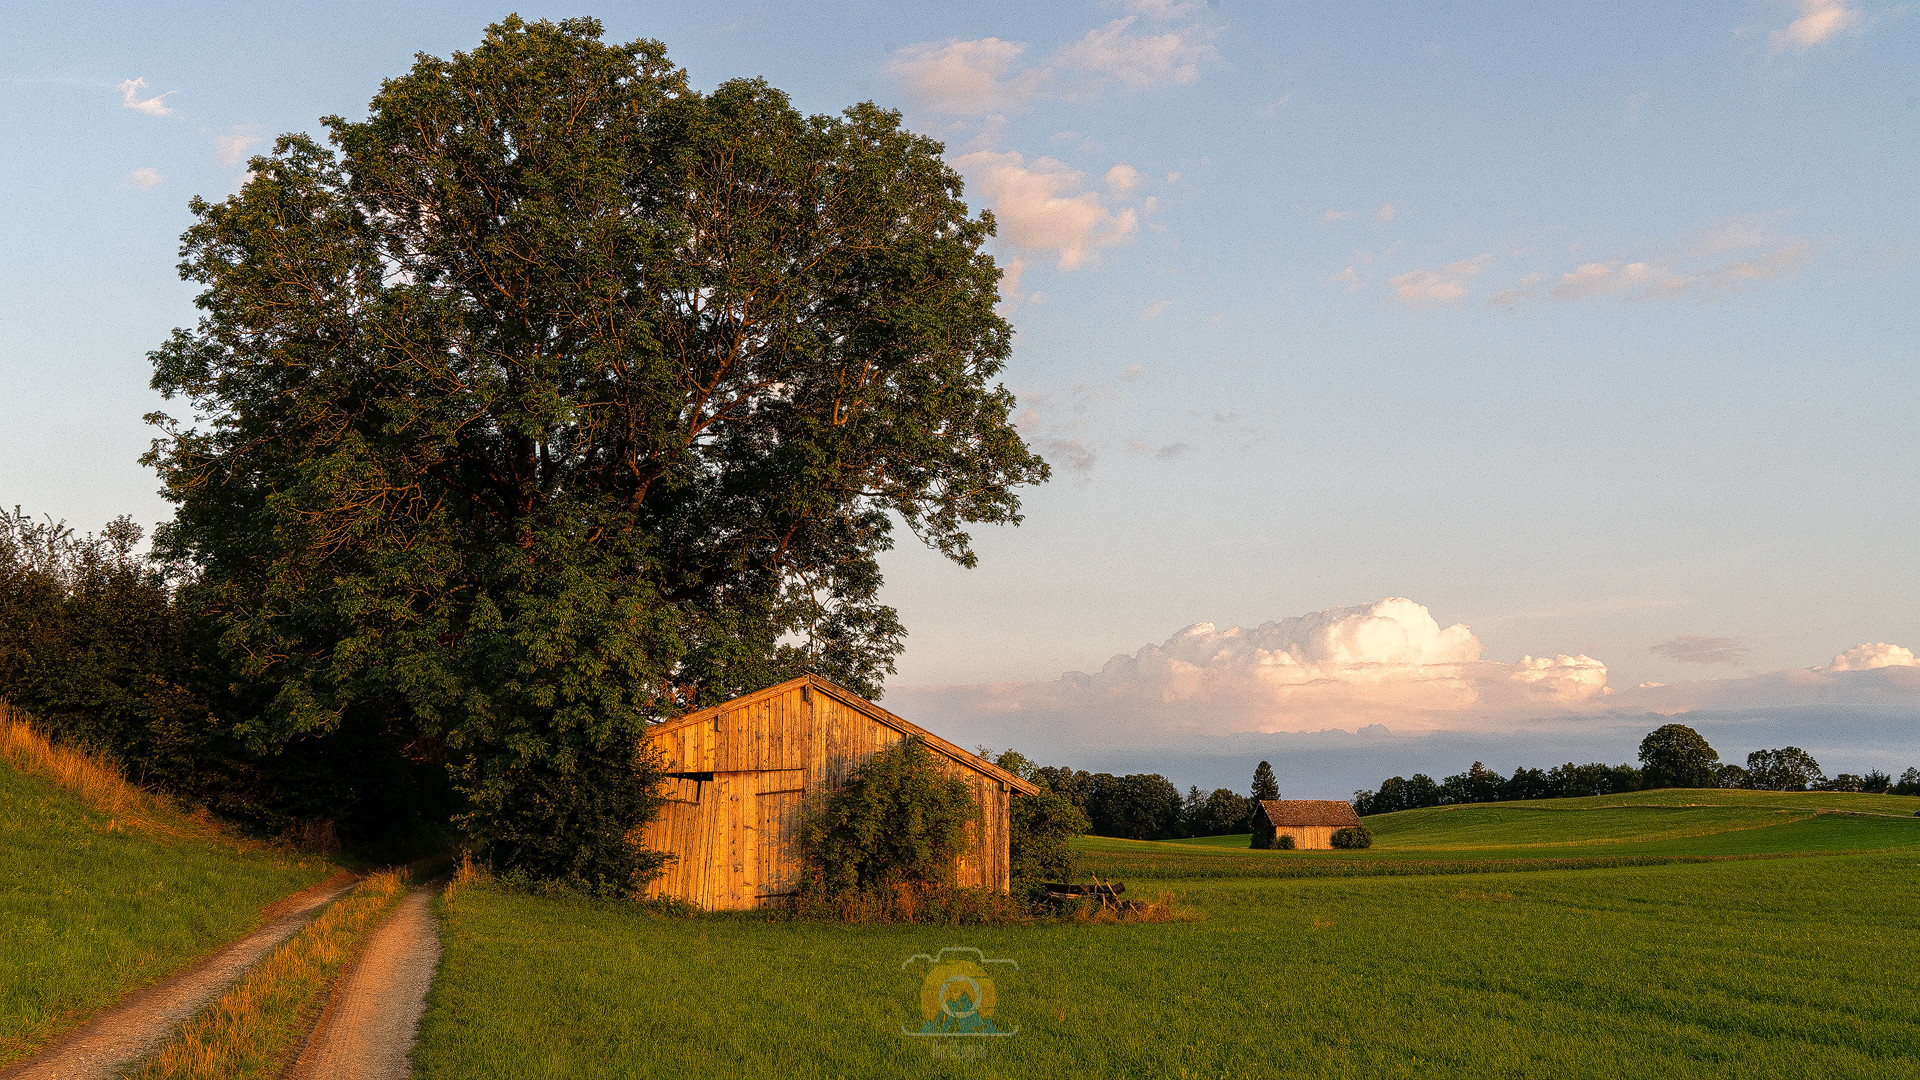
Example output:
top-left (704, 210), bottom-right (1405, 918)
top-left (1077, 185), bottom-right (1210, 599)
top-left (1771, 0), bottom-right (1862, 50)
top-left (953, 150), bottom-right (1138, 268)
top-left (124, 166), bottom-right (165, 190)
top-left (887, 4), bottom-right (1217, 118)
top-left (1827, 642), bottom-right (1920, 671)
top-left (1104, 163), bottom-right (1143, 194)
top-left (1651, 636), bottom-right (1748, 665)
top-left (1054, 15), bottom-right (1217, 93)
top-left (892, 599), bottom-right (1611, 749)
top-left (118, 77), bottom-right (175, 117)
top-left (887, 38), bottom-right (1043, 115)
top-left (1389, 254), bottom-right (1491, 306)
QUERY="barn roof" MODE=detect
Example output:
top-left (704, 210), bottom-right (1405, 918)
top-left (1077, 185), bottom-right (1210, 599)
top-left (646, 674), bottom-right (1042, 796)
top-left (1255, 799), bottom-right (1364, 828)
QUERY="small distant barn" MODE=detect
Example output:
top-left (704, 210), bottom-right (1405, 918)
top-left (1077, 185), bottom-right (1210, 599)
top-left (1252, 800), bottom-right (1363, 850)
top-left (639, 674), bottom-right (1041, 910)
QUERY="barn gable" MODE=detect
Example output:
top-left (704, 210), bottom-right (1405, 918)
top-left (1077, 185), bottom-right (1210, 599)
top-left (640, 674), bottom-right (1038, 910)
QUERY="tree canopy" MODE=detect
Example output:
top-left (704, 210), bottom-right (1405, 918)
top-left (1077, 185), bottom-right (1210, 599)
top-left (144, 17), bottom-right (1045, 887)
top-left (1638, 724), bottom-right (1721, 789)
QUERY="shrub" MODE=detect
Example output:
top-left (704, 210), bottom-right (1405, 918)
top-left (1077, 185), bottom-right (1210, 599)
top-left (1275, 833), bottom-right (1296, 850)
top-left (799, 736), bottom-right (979, 897)
top-left (1331, 824), bottom-right (1373, 849)
top-left (1009, 789), bottom-right (1088, 900)
top-left (1250, 831), bottom-right (1271, 850)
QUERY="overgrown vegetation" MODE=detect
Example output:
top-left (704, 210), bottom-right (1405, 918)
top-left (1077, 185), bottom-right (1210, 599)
top-left (800, 736), bottom-right (979, 898)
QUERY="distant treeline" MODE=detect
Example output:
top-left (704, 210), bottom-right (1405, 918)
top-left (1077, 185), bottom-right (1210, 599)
top-left (988, 750), bottom-right (1279, 841)
top-left (1353, 726), bottom-right (1920, 816)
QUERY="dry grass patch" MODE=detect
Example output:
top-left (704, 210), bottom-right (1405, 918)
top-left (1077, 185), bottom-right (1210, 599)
top-left (132, 869), bottom-right (411, 1080)
top-left (0, 702), bottom-right (220, 843)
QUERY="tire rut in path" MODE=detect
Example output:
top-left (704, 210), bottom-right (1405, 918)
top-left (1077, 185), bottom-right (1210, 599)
top-left (281, 880), bottom-right (443, 1080)
top-left (0, 872), bottom-right (360, 1080)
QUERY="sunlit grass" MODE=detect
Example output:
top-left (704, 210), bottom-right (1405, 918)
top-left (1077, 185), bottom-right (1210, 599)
top-left (0, 734), bottom-right (330, 1067)
top-left (413, 789), bottom-right (1920, 1079)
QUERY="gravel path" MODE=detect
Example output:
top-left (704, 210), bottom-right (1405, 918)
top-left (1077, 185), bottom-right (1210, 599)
top-left (0, 873), bottom-right (359, 1080)
top-left (282, 881), bottom-right (443, 1080)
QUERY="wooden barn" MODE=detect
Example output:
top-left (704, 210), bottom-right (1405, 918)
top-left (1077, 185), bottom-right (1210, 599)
top-left (1252, 799), bottom-right (1364, 850)
top-left (639, 674), bottom-right (1041, 910)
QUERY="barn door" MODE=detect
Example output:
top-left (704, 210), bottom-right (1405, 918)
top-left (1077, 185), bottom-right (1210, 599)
top-left (755, 781), bottom-right (804, 902)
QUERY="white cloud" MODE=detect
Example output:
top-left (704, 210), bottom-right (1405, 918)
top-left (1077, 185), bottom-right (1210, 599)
top-left (1376, 202), bottom-right (1397, 223)
top-left (124, 166), bottom-right (165, 190)
top-left (1389, 254), bottom-right (1491, 306)
top-left (893, 599), bottom-right (1611, 746)
top-left (1827, 642), bottom-right (1920, 671)
top-left (886, 38), bottom-right (1043, 115)
top-left (954, 150), bottom-right (1138, 268)
top-left (888, 5), bottom-right (1217, 118)
top-left (1772, 0), bottom-right (1863, 51)
top-left (1259, 95), bottom-right (1292, 116)
top-left (1322, 208), bottom-right (1350, 222)
top-left (1329, 266), bottom-right (1362, 291)
top-left (214, 128), bottom-right (265, 167)
top-left (1055, 15), bottom-right (1218, 93)
top-left (1140, 299), bottom-right (1173, 318)
top-left (118, 78), bottom-right (175, 117)
top-left (1491, 214), bottom-right (1816, 307)
top-left (1547, 243), bottom-right (1812, 301)
top-left (1104, 163), bottom-right (1143, 194)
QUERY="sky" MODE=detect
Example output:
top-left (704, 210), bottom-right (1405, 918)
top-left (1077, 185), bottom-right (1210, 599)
top-left (2, 1), bottom-right (1916, 793)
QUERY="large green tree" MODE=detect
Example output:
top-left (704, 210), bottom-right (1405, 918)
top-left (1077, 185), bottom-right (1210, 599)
top-left (1638, 723), bottom-right (1721, 789)
top-left (144, 17), bottom-right (1045, 888)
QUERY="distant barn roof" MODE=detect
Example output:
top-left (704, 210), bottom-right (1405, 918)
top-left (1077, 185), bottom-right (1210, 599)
top-left (1256, 800), bottom-right (1363, 828)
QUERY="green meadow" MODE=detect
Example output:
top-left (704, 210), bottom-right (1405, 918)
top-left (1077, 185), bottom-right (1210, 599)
top-left (0, 761), bottom-right (329, 1066)
top-left (414, 790), bottom-right (1920, 1079)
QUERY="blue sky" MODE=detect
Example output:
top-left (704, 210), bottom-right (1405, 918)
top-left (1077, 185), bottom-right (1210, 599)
top-left (2, 1), bottom-right (1916, 786)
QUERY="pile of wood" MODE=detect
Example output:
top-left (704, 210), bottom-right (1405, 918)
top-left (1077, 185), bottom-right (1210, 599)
top-left (1035, 876), bottom-right (1151, 913)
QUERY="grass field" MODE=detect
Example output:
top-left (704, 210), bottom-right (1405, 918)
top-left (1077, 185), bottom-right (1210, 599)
top-left (0, 758), bottom-right (331, 1067)
top-left (413, 790), bottom-right (1920, 1079)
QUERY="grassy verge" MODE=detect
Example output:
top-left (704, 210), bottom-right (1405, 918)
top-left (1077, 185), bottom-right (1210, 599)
top-left (132, 868), bottom-right (412, 1080)
top-left (0, 708), bottom-right (332, 1068)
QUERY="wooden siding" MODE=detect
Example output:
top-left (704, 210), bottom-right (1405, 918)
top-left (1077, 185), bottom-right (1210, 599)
top-left (1276, 825), bottom-right (1339, 850)
top-left (641, 676), bottom-right (1022, 910)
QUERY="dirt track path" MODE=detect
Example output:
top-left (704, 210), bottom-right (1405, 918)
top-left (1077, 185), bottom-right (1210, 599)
top-left (282, 881), bottom-right (442, 1080)
top-left (0, 873), bottom-right (359, 1080)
